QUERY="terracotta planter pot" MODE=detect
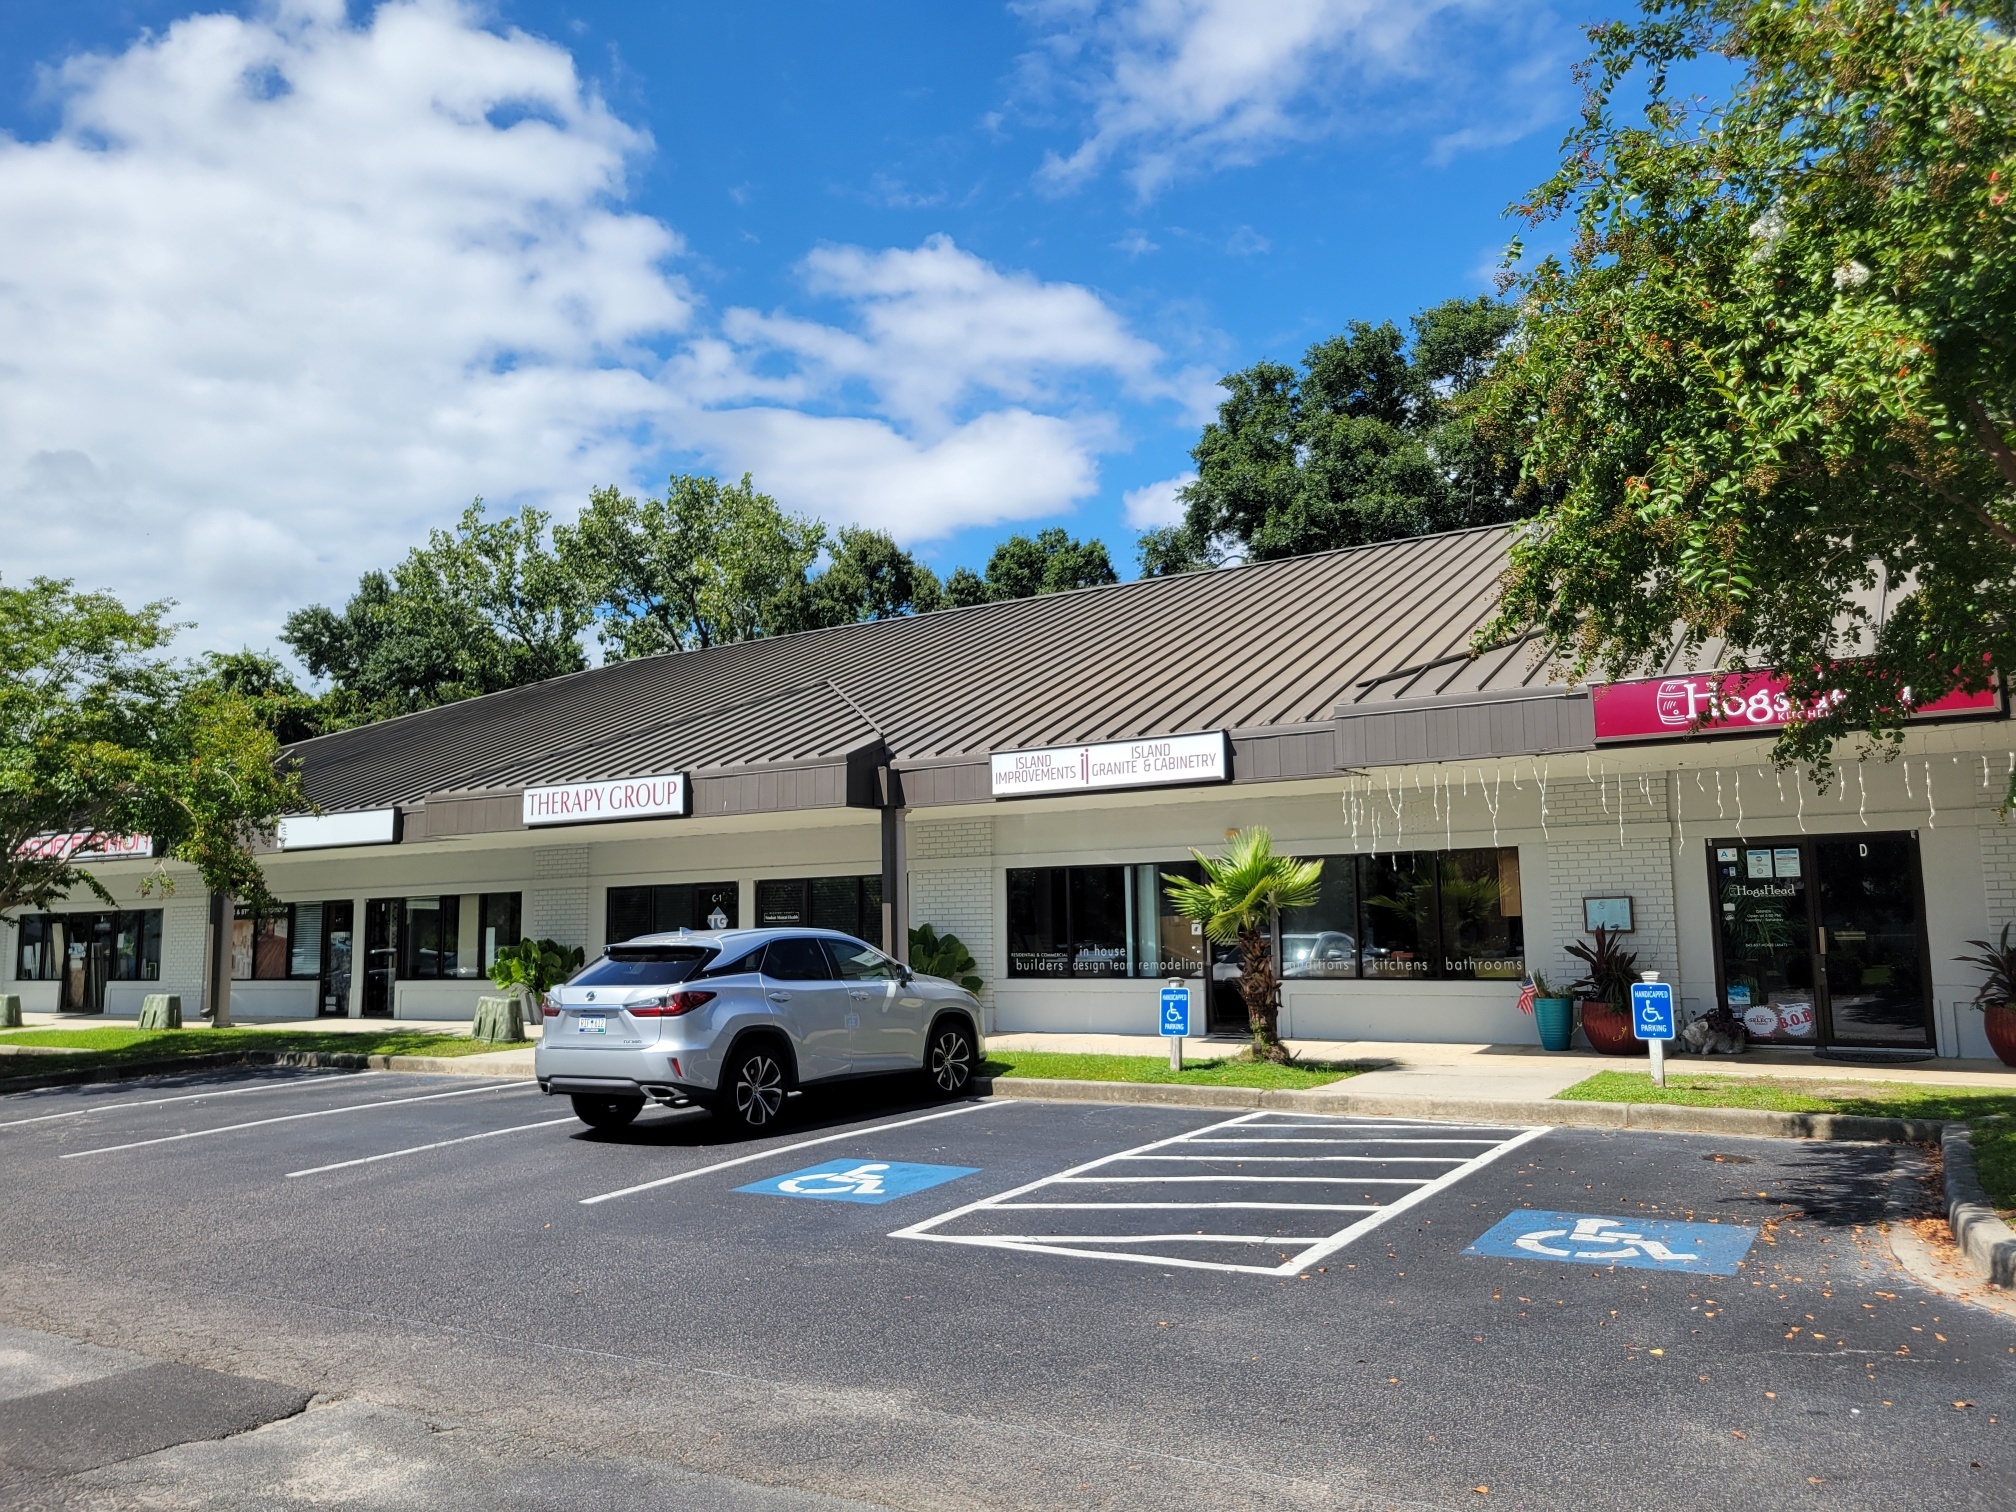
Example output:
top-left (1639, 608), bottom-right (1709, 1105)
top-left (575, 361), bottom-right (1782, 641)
top-left (1580, 1000), bottom-right (1645, 1056)
top-left (1983, 1003), bottom-right (2016, 1067)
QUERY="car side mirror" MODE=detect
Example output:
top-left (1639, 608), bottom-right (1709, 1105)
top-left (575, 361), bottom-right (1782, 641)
top-left (899, 965), bottom-right (914, 984)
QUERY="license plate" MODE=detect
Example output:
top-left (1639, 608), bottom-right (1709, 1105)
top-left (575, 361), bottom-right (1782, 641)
top-left (575, 1014), bottom-right (607, 1034)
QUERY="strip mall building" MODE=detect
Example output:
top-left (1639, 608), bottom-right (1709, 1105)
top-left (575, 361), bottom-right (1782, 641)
top-left (7, 525), bottom-right (2013, 1059)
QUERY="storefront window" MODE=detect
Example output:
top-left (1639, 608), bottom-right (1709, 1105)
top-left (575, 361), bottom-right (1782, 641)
top-left (1360, 853), bottom-right (1440, 980)
top-left (756, 876), bottom-right (882, 938)
top-left (1280, 860), bottom-right (1360, 980)
top-left (607, 882), bottom-right (738, 943)
top-left (479, 893), bottom-right (522, 973)
top-left (17, 911), bottom-right (161, 982)
top-left (1007, 864), bottom-right (1206, 980)
top-left (237, 902), bottom-right (357, 981)
top-left (15, 915), bottom-right (62, 980)
top-left (1438, 849), bottom-right (1526, 980)
top-left (401, 897), bottom-right (456, 979)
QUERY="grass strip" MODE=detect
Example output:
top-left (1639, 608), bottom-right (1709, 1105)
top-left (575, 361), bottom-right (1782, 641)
top-left (981, 1050), bottom-right (1362, 1091)
top-left (1556, 1070), bottom-right (2016, 1211)
top-left (0, 1026), bottom-right (499, 1079)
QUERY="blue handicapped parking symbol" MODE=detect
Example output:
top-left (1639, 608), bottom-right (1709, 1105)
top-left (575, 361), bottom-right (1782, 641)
top-left (1465, 1210), bottom-right (1757, 1275)
top-left (737, 1160), bottom-right (978, 1205)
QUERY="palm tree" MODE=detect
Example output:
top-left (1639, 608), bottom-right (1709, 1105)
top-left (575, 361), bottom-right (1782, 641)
top-left (1163, 828), bottom-right (1323, 1062)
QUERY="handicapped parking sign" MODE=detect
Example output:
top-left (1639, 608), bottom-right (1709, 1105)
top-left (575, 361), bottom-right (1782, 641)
top-left (736, 1160), bottom-right (978, 1205)
top-left (1159, 985), bottom-right (1192, 1037)
top-left (1465, 1210), bottom-right (1756, 1275)
top-left (1631, 979), bottom-right (1676, 1041)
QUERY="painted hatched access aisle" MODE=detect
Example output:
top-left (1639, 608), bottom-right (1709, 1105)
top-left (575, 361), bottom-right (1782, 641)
top-left (890, 1109), bottom-right (1548, 1276)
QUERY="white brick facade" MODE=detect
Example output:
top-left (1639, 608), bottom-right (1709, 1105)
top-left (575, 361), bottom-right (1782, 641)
top-left (529, 845), bottom-right (591, 947)
top-left (1986, 824), bottom-right (2016, 934)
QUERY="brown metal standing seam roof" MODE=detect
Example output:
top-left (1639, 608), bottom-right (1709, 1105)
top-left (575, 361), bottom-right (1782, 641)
top-left (285, 524), bottom-right (1518, 811)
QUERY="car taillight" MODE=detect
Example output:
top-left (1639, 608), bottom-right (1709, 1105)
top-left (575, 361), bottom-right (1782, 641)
top-left (628, 990), bottom-right (715, 1018)
top-left (541, 993), bottom-right (559, 1018)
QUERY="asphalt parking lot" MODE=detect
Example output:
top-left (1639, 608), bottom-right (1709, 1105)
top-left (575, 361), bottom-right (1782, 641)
top-left (2, 1066), bottom-right (2012, 1511)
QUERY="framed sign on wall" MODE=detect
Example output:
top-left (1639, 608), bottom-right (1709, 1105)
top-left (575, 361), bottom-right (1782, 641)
top-left (1583, 896), bottom-right (1635, 933)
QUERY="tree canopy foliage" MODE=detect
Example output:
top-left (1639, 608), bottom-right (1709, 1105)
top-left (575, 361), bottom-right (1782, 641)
top-left (943, 528), bottom-right (1118, 605)
top-left (0, 577), bottom-right (302, 915)
top-left (282, 500), bottom-right (588, 727)
top-left (1479, 0), bottom-right (2016, 797)
top-left (1141, 296), bottom-right (1522, 573)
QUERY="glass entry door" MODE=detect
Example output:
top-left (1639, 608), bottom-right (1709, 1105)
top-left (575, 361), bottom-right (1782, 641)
top-left (1708, 833), bottom-right (1932, 1050)
top-left (320, 901), bottom-right (354, 1016)
top-left (61, 915), bottom-right (112, 1013)
top-left (1811, 836), bottom-right (1932, 1047)
top-left (362, 899), bottom-right (397, 1018)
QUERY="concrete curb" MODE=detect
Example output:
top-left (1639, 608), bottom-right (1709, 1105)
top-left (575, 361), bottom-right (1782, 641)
top-left (1942, 1123), bottom-right (2016, 1287)
top-left (976, 1076), bottom-right (1945, 1143)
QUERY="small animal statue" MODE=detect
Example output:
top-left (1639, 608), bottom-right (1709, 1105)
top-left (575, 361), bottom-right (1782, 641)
top-left (1679, 1007), bottom-right (1747, 1056)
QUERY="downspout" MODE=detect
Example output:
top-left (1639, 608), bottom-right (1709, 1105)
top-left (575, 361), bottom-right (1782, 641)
top-left (879, 766), bottom-right (909, 964)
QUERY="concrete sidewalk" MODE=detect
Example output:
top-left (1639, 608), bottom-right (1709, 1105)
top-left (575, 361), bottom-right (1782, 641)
top-left (15, 1011), bottom-right (534, 1037)
top-left (981, 1030), bottom-right (2016, 1096)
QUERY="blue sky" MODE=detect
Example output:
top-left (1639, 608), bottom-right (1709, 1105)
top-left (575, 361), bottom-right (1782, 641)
top-left (0, 0), bottom-right (1600, 653)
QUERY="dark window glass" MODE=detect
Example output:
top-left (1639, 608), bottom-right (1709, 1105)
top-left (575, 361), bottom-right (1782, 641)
top-left (15, 916), bottom-right (61, 981)
top-left (1007, 868), bottom-right (1071, 978)
top-left (762, 937), bottom-right (832, 982)
top-left (607, 883), bottom-right (738, 942)
top-left (401, 896), bottom-right (460, 980)
top-left (1146, 861), bottom-right (1205, 978)
top-left (758, 876), bottom-right (881, 938)
top-left (1280, 858), bottom-right (1359, 980)
top-left (1360, 853), bottom-right (1438, 980)
top-left (232, 904), bottom-right (294, 981)
top-left (698, 947), bottom-right (765, 979)
top-left (571, 946), bottom-right (712, 988)
top-left (1438, 849), bottom-right (1525, 980)
top-left (289, 904), bottom-right (323, 980)
top-left (829, 938), bottom-right (904, 981)
top-left (479, 893), bottom-right (522, 971)
top-left (1006, 866), bottom-right (1134, 979)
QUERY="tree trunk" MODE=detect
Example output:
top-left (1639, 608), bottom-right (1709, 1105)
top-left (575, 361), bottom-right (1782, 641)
top-left (1237, 927), bottom-right (1286, 1062)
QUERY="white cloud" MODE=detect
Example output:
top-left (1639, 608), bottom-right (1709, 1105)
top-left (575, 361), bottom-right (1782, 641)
top-left (1122, 470), bottom-right (1195, 529)
top-left (0, 0), bottom-right (686, 648)
top-left (0, 2), bottom-right (1190, 651)
top-left (1018, 0), bottom-right (1572, 197)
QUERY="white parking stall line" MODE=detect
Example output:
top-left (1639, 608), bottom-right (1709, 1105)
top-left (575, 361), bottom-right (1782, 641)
top-left (285, 1115), bottom-right (587, 1178)
top-left (59, 1081), bottom-right (534, 1158)
top-left (892, 1111), bottom-right (1551, 1277)
top-left (576, 1098), bottom-right (1011, 1206)
top-left (0, 1075), bottom-right (356, 1128)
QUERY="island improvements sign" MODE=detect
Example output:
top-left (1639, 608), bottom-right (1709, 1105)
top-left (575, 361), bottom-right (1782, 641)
top-left (990, 731), bottom-right (1229, 799)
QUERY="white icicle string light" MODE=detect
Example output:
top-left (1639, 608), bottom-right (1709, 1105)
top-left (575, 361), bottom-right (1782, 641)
top-left (1795, 767), bottom-right (1806, 832)
top-left (1537, 760), bottom-right (1551, 840)
top-left (1482, 768), bottom-right (1501, 846)
top-left (1675, 766), bottom-right (1685, 843)
top-left (1925, 758), bottom-right (1936, 828)
top-left (1444, 773), bottom-right (1454, 849)
top-left (1735, 768), bottom-right (1744, 833)
top-left (1857, 761), bottom-right (1868, 827)
top-left (1715, 769), bottom-right (1726, 819)
top-left (1903, 760), bottom-right (1913, 799)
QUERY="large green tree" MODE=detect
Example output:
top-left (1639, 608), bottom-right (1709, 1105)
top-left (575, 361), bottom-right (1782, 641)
top-left (1479, 0), bottom-right (2016, 798)
top-left (1142, 296), bottom-right (1522, 573)
top-left (769, 525), bottom-right (945, 633)
top-left (942, 528), bottom-right (1118, 606)
top-left (1, 577), bottom-right (302, 917)
top-left (283, 500), bottom-right (588, 725)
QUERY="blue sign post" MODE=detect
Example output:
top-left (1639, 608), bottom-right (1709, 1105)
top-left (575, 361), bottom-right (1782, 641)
top-left (1631, 974), bottom-right (1675, 1087)
top-left (1159, 982), bottom-right (1192, 1070)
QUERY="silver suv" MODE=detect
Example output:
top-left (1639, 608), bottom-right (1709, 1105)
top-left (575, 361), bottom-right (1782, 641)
top-left (533, 927), bottom-right (983, 1132)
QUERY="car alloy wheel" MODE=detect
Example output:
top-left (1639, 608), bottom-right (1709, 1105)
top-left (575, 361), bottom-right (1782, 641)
top-left (928, 1024), bottom-right (974, 1095)
top-left (731, 1051), bottom-right (786, 1128)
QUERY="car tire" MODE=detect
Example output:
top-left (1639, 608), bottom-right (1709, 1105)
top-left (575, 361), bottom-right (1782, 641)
top-left (570, 1093), bottom-right (644, 1130)
top-left (717, 1041), bottom-right (790, 1132)
top-left (924, 1018), bottom-right (978, 1097)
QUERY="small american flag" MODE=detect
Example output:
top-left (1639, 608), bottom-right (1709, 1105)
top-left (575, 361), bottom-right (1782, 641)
top-left (1516, 978), bottom-right (1538, 1016)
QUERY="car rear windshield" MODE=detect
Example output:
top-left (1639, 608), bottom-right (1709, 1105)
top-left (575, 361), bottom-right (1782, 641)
top-left (569, 947), bottom-right (713, 988)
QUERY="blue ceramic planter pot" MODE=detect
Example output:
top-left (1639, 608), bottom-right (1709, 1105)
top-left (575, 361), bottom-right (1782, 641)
top-left (1533, 997), bottom-right (1574, 1052)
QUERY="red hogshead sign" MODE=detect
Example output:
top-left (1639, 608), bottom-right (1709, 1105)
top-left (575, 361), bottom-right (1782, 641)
top-left (1591, 668), bottom-right (2002, 743)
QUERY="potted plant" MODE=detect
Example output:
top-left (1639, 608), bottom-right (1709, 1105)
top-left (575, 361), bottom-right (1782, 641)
top-left (483, 937), bottom-right (586, 1040)
top-left (1958, 923), bottom-right (2016, 1066)
top-left (908, 924), bottom-right (983, 994)
top-left (1164, 828), bottom-right (1323, 1063)
top-left (1566, 927), bottom-right (1644, 1056)
top-left (1527, 974), bottom-right (1574, 1053)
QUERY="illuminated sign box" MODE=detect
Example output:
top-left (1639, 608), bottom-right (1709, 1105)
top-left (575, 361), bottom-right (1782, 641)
top-left (1591, 670), bottom-right (2001, 743)
top-left (277, 809), bottom-right (400, 850)
top-left (990, 731), bottom-right (1230, 799)
top-left (522, 774), bottom-right (690, 827)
